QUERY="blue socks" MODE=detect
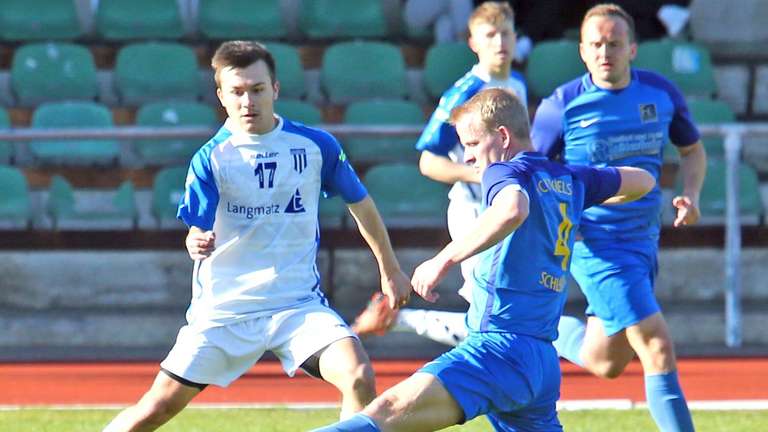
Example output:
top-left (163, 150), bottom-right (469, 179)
top-left (552, 315), bottom-right (585, 367)
top-left (645, 371), bottom-right (695, 432)
top-left (310, 413), bottom-right (380, 432)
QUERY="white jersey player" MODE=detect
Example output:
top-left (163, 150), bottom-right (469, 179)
top-left (104, 41), bottom-right (412, 432)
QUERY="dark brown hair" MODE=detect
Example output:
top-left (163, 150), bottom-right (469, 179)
top-left (211, 40), bottom-right (276, 87)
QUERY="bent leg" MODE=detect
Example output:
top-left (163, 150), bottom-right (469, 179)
top-left (579, 316), bottom-right (635, 379)
top-left (626, 312), bottom-right (694, 432)
top-left (102, 371), bottom-right (201, 432)
top-left (319, 336), bottom-right (377, 419)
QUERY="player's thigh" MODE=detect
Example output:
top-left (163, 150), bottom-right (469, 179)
top-left (317, 335), bottom-right (373, 386)
top-left (365, 372), bottom-right (463, 432)
top-left (581, 316), bottom-right (634, 369)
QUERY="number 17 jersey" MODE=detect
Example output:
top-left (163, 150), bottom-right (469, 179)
top-left (467, 152), bottom-right (620, 340)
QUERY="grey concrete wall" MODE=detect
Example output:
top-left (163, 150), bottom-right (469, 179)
top-left (0, 248), bottom-right (766, 360)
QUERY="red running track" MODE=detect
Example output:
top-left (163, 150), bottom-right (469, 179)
top-left (2, 358), bottom-right (766, 406)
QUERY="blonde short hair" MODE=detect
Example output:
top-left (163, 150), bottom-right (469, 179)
top-left (449, 88), bottom-right (530, 141)
top-left (468, 2), bottom-right (515, 36)
top-left (581, 3), bottom-right (636, 42)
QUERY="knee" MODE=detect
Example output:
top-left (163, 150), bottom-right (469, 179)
top-left (340, 362), bottom-right (376, 402)
top-left (584, 358), bottom-right (628, 379)
top-left (638, 337), bottom-right (677, 372)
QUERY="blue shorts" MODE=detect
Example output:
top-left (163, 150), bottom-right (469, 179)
top-left (419, 332), bottom-right (562, 432)
top-left (571, 239), bottom-right (660, 336)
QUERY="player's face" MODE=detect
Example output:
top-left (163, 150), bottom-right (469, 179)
top-left (456, 113), bottom-right (506, 173)
top-left (217, 60), bottom-right (280, 134)
top-left (580, 15), bottom-right (636, 89)
top-left (469, 20), bottom-right (516, 73)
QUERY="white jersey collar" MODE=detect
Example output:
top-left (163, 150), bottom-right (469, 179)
top-left (225, 115), bottom-right (284, 145)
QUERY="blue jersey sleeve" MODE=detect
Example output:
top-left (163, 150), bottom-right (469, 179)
top-left (667, 83), bottom-right (700, 147)
top-left (482, 161), bottom-right (530, 207)
top-left (415, 77), bottom-right (484, 156)
top-left (569, 165), bottom-right (621, 209)
top-left (177, 146), bottom-right (219, 230)
top-left (531, 93), bottom-right (566, 159)
top-left (317, 131), bottom-right (368, 203)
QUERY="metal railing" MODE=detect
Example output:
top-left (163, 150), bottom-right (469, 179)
top-left (1, 123), bottom-right (767, 347)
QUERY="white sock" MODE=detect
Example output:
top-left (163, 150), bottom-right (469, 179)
top-left (392, 309), bottom-right (468, 346)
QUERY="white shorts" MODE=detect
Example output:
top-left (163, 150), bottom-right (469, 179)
top-left (447, 198), bottom-right (482, 302)
top-left (160, 299), bottom-right (357, 387)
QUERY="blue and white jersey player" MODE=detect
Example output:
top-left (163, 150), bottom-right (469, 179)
top-left (313, 89), bottom-right (655, 432)
top-left (350, 2), bottom-right (527, 346)
top-left (102, 41), bottom-right (412, 432)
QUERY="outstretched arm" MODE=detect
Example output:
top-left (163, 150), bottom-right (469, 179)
top-left (411, 186), bottom-right (529, 302)
top-left (602, 167), bottom-right (657, 205)
top-left (673, 141), bottom-right (706, 226)
top-left (347, 196), bottom-right (412, 308)
top-left (419, 150), bottom-right (481, 185)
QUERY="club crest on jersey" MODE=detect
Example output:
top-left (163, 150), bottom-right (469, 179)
top-left (291, 148), bottom-right (307, 173)
top-left (639, 103), bottom-right (658, 123)
top-left (285, 188), bottom-right (306, 213)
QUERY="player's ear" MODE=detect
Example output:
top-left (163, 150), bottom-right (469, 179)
top-left (273, 80), bottom-right (280, 101)
top-left (629, 42), bottom-right (637, 61)
top-left (498, 125), bottom-right (512, 148)
top-left (216, 87), bottom-right (224, 107)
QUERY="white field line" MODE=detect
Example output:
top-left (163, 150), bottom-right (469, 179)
top-left (1, 400), bottom-right (768, 411)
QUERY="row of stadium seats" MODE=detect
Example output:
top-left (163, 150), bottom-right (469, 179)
top-left (0, 162), bottom-right (449, 230)
top-left (1, 158), bottom-right (763, 231)
top-left (0, 98), bottom-right (426, 166)
top-left (0, 37), bottom-right (718, 108)
top-left (0, 97), bottom-right (739, 168)
top-left (0, 0), bottom-right (397, 42)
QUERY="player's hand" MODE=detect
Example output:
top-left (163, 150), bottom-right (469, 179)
top-left (411, 257), bottom-right (449, 303)
top-left (380, 269), bottom-right (412, 309)
top-left (672, 195), bottom-right (700, 227)
top-left (186, 230), bottom-right (216, 260)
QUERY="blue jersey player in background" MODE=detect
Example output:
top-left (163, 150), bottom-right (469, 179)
top-left (352, 1), bottom-right (528, 348)
top-left (312, 89), bottom-right (655, 432)
top-left (103, 41), bottom-right (412, 432)
top-left (531, 4), bottom-right (706, 432)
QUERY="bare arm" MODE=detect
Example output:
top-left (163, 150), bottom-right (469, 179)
top-left (673, 141), bottom-right (707, 226)
top-left (411, 186), bottom-right (529, 302)
top-left (347, 196), bottom-right (412, 308)
top-left (419, 150), bottom-right (482, 185)
top-left (602, 167), bottom-right (657, 205)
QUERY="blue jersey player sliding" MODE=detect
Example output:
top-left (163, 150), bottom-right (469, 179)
top-left (312, 88), bottom-right (655, 432)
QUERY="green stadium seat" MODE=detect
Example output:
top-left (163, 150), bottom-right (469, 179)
top-left (0, 165), bottom-right (31, 227)
top-left (680, 159), bottom-right (764, 224)
top-left (0, 0), bottom-right (82, 41)
top-left (199, 0), bottom-right (287, 40)
top-left (95, 0), bottom-right (185, 41)
top-left (634, 39), bottom-right (717, 99)
top-left (46, 175), bottom-right (138, 230)
top-left (134, 101), bottom-right (217, 164)
top-left (688, 99), bottom-right (736, 157)
top-left (318, 196), bottom-right (347, 228)
top-left (276, 99), bottom-right (322, 125)
top-left (423, 42), bottom-right (477, 100)
top-left (0, 107), bottom-right (13, 164)
top-left (114, 42), bottom-right (200, 105)
top-left (10, 42), bottom-right (98, 107)
top-left (321, 41), bottom-right (407, 103)
top-left (342, 99), bottom-right (423, 163)
top-left (299, 0), bottom-right (387, 39)
top-left (525, 39), bottom-right (584, 99)
top-left (29, 101), bottom-right (120, 165)
top-left (364, 162), bottom-right (448, 226)
top-left (266, 43), bottom-right (305, 99)
top-left (151, 165), bottom-right (187, 227)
